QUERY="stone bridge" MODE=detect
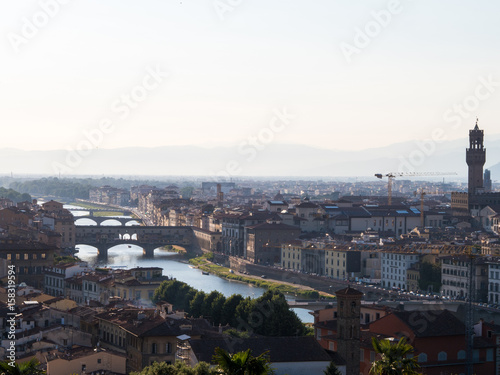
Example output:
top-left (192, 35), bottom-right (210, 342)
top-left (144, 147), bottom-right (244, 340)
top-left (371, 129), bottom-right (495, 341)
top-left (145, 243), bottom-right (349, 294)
top-left (70, 207), bottom-right (131, 214)
top-left (75, 225), bottom-right (197, 258)
top-left (74, 216), bottom-right (143, 226)
top-left (287, 300), bottom-right (336, 310)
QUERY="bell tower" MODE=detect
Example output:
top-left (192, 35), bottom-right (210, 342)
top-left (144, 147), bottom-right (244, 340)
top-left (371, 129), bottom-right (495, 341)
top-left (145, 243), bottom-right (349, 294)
top-left (466, 118), bottom-right (486, 194)
top-left (336, 286), bottom-right (363, 375)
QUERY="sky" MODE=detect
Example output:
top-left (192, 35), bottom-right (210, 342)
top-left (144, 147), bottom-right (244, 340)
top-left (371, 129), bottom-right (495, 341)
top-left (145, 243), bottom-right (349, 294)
top-left (1, 0), bottom-right (500, 153)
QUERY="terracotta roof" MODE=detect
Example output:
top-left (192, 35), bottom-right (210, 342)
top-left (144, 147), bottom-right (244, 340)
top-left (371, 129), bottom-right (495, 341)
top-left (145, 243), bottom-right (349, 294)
top-left (246, 222), bottom-right (300, 231)
top-left (390, 310), bottom-right (465, 337)
top-left (324, 350), bottom-right (346, 365)
top-left (315, 320), bottom-right (338, 331)
top-left (190, 336), bottom-right (332, 364)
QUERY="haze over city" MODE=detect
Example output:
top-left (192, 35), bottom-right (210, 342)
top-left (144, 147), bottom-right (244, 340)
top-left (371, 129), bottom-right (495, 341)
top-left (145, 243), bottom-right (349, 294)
top-left (1, 0), bottom-right (500, 177)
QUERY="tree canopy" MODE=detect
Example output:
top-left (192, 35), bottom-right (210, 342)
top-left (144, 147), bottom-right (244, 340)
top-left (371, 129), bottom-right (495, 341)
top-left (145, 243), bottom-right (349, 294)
top-left (213, 347), bottom-right (274, 375)
top-left (0, 187), bottom-right (31, 203)
top-left (0, 358), bottom-right (46, 375)
top-left (130, 360), bottom-right (216, 375)
top-left (153, 280), bottom-right (305, 336)
top-left (418, 262), bottom-right (441, 293)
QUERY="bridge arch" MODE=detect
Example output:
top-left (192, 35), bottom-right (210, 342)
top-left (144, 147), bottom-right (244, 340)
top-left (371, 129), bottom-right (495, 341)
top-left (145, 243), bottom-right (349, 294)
top-left (100, 218), bottom-right (125, 226)
top-left (74, 216), bottom-right (142, 226)
top-left (75, 225), bottom-right (195, 258)
top-left (75, 217), bottom-right (98, 226)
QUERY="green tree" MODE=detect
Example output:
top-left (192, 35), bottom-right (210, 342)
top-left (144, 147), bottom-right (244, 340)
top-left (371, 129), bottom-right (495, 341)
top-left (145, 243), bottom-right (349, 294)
top-left (234, 297), bottom-right (253, 329)
top-left (221, 294), bottom-right (244, 326)
top-left (370, 337), bottom-right (420, 375)
top-left (0, 187), bottom-right (32, 204)
top-left (213, 347), bottom-right (274, 375)
top-left (418, 262), bottom-right (441, 293)
top-left (153, 280), bottom-right (196, 311)
top-left (210, 294), bottom-right (227, 325)
top-left (202, 291), bottom-right (224, 318)
top-left (190, 291), bottom-right (207, 318)
top-left (323, 361), bottom-right (343, 375)
top-left (0, 358), bottom-right (46, 374)
top-left (253, 290), bottom-right (304, 336)
top-left (130, 360), bottom-right (217, 375)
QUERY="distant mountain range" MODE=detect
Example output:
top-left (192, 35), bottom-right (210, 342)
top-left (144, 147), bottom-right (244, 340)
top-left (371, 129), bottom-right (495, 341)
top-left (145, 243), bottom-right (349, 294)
top-left (1, 136), bottom-right (500, 179)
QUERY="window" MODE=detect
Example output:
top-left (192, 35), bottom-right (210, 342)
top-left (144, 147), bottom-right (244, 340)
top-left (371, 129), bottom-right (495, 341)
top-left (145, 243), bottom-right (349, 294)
top-left (487, 348), bottom-right (494, 362)
top-left (151, 343), bottom-right (157, 354)
top-left (166, 342), bottom-right (172, 353)
top-left (438, 351), bottom-right (447, 361)
top-left (97, 358), bottom-right (101, 364)
top-left (7, 254), bottom-right (11, 260)
top-left (418, 353), bottom-right (427, 363)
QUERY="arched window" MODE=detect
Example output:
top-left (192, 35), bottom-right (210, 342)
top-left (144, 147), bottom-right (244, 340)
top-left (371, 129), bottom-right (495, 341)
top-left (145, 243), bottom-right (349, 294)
top-left (418, 353), bottom-right (427, 363)
top-left (457, 350), bottom-right (466, 360)
top-left (438, 351), bottom-right (447, 361)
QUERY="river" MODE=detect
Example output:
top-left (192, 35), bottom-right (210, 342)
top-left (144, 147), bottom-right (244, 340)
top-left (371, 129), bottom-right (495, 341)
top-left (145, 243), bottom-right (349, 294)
top-left (67, 205), bottom-right (314, 323)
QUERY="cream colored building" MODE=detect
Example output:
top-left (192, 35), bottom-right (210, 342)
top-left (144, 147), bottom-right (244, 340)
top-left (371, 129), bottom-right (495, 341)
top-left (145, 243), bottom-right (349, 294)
top-left (46, 347), bottom-right (126, 375)
top-left (281, 241), bottom-right (303, 271)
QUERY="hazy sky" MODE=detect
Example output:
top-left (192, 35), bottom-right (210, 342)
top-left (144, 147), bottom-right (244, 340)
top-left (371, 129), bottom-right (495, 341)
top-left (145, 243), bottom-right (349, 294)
top-left (1, 0), bottom-right (499, 152)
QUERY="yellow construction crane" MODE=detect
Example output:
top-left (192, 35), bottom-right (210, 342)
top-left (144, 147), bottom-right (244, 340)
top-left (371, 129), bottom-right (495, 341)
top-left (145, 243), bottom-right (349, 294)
top-left (374, 172), bottom-right (457, 205)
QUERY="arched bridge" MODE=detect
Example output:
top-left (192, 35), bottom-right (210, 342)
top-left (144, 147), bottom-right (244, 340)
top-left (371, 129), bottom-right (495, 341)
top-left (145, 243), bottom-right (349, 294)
top-left (75, 225), bottom-right (196, 258)
top-left (74, 216), bottom-right (142, 226)
top-left (70, 207), bottom-right (131, 215)
top-left (288, 300), bottom-right (336, 310)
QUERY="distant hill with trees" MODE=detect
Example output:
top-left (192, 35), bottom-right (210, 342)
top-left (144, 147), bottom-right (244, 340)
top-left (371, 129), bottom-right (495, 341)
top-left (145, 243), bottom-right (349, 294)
top-left (0, 187), bottom-right (31, 203)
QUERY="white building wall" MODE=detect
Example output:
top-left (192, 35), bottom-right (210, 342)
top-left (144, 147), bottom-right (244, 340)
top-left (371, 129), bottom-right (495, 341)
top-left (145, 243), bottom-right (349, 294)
top-left (489, 263), bottom-right (500, 304)
top-left (381, 253), bottom-right (419, 289)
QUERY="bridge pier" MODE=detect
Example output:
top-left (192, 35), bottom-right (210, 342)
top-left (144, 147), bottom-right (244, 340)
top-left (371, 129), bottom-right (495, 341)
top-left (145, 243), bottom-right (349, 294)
top-left (96, 245), bottom-right (109, 260)
top-left (142, 245), bottom-right (157, 258)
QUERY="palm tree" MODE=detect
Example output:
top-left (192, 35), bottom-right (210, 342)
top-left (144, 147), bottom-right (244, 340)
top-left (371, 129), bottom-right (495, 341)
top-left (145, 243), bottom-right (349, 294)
top-left (370, 337), bottom-right (420, 375)
top-left (213, 347), bottom-right (273, 375)
top-left (0, 358), bottom-right (46, 375)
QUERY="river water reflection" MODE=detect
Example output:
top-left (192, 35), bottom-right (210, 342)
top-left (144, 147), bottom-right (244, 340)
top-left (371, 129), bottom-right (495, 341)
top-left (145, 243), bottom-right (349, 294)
top-left (68, 205), bottom-right (314, 323)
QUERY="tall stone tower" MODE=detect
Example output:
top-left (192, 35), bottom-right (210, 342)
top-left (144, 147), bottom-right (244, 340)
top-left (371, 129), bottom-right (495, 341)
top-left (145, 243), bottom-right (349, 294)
top-left (336, 286), bottom-right (363, 375)
top-left (466, 119), bottom-right (486, 194)
top-left (484, 169), bottom-right (492, 192)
